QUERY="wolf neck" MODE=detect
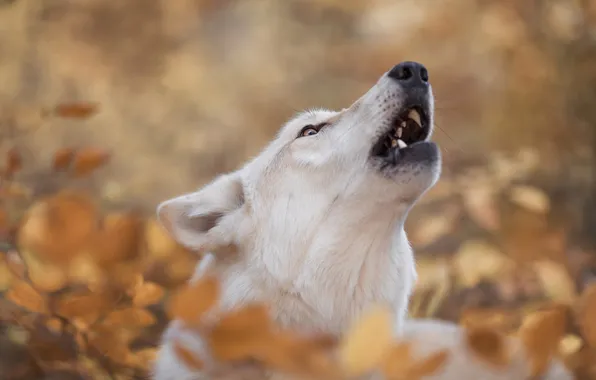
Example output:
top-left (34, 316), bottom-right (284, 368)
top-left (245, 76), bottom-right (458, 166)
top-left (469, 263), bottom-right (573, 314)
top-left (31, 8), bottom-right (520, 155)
top-left (248, 206), bottom-right (414, 334)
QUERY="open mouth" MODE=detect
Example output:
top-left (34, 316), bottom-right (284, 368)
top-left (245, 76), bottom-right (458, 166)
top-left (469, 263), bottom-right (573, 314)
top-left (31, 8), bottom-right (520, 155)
top-left (371, 106), bottom-right (430, 162)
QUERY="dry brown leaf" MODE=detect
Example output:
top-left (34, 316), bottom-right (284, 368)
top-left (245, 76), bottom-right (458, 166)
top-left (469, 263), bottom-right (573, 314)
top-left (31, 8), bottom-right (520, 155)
top-left (208, 304), bottom-right (273, 362)
top-left (45, 318), bottom-right (64, 335)
top-left (55, 292), bottom-right (110, 325)
top-left (338, 305), bottom-right (394, 376)
top-left (465, 326), bottom-right (511, 368)
top-left (380, 342), bottom-right (413, 378)
top-left (67, 255), bottom-right (104, 290)
top-left (532, 260), bottom-right (577, 302)
top-left (255, 331), bottom-right (340, 378)
top-left (132, 281), bottom-right (165, 307)
top-left (167, 275), bottom-right (220, 324)
top-left (145, 218), bottom-right (182, 259)
top-left (54, 103), bottom-right (98, 119)
top-left (90, 211), bottom-right (143, 266)
top-left (88, 325), bottom-right (132, 364)
top-left (462, 182), bottom-right (501, 231)
top-left (509, 185), bottom-right (550, 214)
top-left (52, 148), bottom-right (76, 171)
top-left (5, 147), bottom-right (23, 177)
top-left (17, 190), bottom-right (100, 264)
top-left (130, 348), bottom-right (158, 370)
top-left (518, 307), bottom-right (567, 377)
top-left (71, 148), bottom-right (111, 178)
top-left (0, 256), bottom-right (14, 291)
top-left (406, 350), bottom-right (449, 379)
top-left (459, 308), bottom-right (520, 333)
top-left (454, 240), bottom-right (511, 288)
top-left (103, 307), bottom-right (157, 328)
top-left (576, 283), bottom-right (596, 347)
top-left (24, 252), bottom-right (68, 292)
top-left (173, 340), bottom-right (204, 370)
top-left (6, 280), bottom-right (48, 314)
top-left (5, 251), bottom-right (26, 279)
top-left (409, 205), bottom-right (460, 246)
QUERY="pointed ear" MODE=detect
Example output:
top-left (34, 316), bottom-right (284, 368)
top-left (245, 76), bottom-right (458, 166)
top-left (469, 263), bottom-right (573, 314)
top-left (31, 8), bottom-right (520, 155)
top-left (157, 172), bottom-right (245, 251)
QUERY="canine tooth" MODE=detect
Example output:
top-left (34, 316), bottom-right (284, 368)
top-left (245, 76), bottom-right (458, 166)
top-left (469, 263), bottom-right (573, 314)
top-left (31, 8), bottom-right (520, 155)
top-left (391, 139), bottom-right (398, 148)
top-left (408, 110), bottom-right (421, 126)
top-left (397, 139), bottom-right (407, 149)
top-left (401, 121), bottom-right (406, 128)
top-left (397, 127), bottom-right (403, 138)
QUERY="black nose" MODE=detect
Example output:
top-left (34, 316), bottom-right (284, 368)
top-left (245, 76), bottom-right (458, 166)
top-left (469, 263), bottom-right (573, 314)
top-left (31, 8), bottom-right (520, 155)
top-left (388, 61), bottom-right (429, 89)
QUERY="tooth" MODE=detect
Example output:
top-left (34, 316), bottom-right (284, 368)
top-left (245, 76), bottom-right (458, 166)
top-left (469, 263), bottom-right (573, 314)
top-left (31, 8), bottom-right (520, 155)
top-left (397, 139), bottom-right (407, 149)
top-left (391, 139), bottom-right (398, 148)
top-left (397, 127), bottom-right (403, 138)
top-left (408, 110), bottom-right (421, 126)
top-left (401, 121), bottom-right (407, 128)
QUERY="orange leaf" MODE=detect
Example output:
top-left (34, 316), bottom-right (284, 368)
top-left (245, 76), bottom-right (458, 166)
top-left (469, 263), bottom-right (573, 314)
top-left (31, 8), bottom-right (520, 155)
top-left (103, 307), bottom-right (156, 328)
top-left (465, 326), bottom-right (510, 368)
top-left (17, 190), bottom-right (100, 264)
top-left (133, 281), bottom-right (165, 307)
top-left (174, 341), bottom-right (204, 370)
top-left (167, 276), bottom-right (220, 324)
top-left (4, 252), bottom-right (26, 279)
top-left (89, 211), bottom-right (143, 267)
top-left (5, 147), bottom-right (22, 177)
top-left (55, 292), bottom-right (110, 325)
top-left (519, 307), bottom-right (567, 377)
top-left (380, 342), bottom-right (414, 378)
top-left (406, 350), bottom-right (449, 379)
top-left (71, 148), bottom-right (111, 178)
top-left (52, 148), bottom-right (75, 171)
top-left (208, 304), bottom-right (272, 362)
top-left (6, 280), bottom-right (47, 314)
top-left (54, 103), bottom-right (98, 119)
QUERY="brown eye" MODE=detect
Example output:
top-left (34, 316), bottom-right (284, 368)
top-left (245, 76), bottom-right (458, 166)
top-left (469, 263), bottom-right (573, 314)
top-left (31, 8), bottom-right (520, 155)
top-left (299, 125), bottom-right (319, 137)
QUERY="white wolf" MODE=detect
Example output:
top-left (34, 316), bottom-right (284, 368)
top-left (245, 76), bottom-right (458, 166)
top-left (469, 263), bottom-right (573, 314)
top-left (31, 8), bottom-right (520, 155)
top-left (153, 62), bottom-right (572, 380)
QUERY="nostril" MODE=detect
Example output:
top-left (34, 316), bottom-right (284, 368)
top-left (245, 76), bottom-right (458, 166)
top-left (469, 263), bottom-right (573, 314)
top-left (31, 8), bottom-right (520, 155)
top-left (398, 66), bottom-right (413, 81)
top-left (420, 67), bottom-right (429, 82)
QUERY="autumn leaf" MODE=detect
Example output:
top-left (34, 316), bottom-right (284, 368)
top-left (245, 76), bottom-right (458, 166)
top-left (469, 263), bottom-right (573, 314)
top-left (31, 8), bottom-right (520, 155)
top-left (5, 147), bottom-right (22, 177)
top-left (406, 350), bottom-right (449, 379)
top-left (208, 304), bottom-right (272, 361)
top-left (518, 307), bottom-right (567, 377)
top-left (71, 148), bottom-right (111, 178)
top-left (255, 331), bottom-right (340, 378)
top-left (54, 103), bottom-right (98, 119)
top-left (173, 340), bottom-right (204, 370)
top-left (17, 190), bottom-right (100, 264)
top-left (88, 325), bottom-right (132, 364)
top-left (167, 275), bottom-right (220, 324)
top-left (464, 326), bottom-right (511, 367)
top-left (338, 305), bottom-right (394, 376)
top-left (380, 342), bottom-right (413, 378)
top-left (576, 283), bottom-right (596, 347)
top-left (103, 307), bottom-right (157, 328)
top-left (90, 211), bottom-right (143, 267)
top-left (6, 280), bottom-right (48, 314)
top-left (52, 148), bottom-right (76, 171)
top-left (55, 292), bottom-right (110, 325)
top-left (132, 281), bottom-right (165, 307)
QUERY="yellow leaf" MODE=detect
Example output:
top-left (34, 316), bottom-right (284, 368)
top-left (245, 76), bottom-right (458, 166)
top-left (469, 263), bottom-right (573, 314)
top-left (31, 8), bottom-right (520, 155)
top-left (406, 350), bottom-right (449, 379)
top-left (338, 305), bottom-right (394, 376)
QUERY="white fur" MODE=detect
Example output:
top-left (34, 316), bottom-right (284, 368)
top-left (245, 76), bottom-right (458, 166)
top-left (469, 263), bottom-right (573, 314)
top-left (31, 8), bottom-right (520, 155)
top-left (153, 67), bottom-right (572, 380)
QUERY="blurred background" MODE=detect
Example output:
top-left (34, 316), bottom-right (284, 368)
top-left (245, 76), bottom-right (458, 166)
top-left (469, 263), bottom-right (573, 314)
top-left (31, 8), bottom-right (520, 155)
top-left (0, 0), bottom-right (596, 379)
